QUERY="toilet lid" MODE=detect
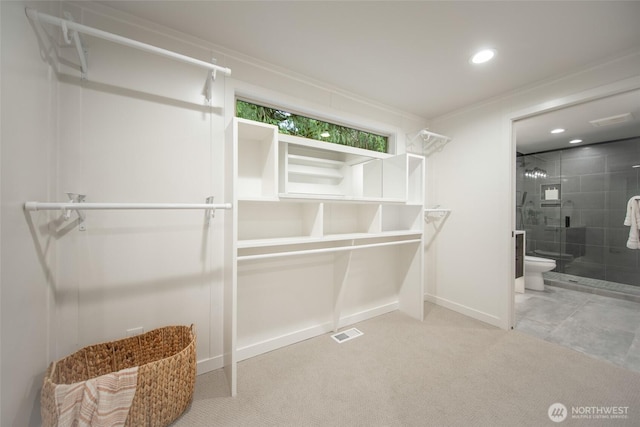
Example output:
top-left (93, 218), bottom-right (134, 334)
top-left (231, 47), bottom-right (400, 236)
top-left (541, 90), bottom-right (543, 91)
top-left (525, 255), bottom-right (555, 264)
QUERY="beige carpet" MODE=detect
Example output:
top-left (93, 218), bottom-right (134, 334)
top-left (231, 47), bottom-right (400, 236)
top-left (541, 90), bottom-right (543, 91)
top-left (172, 303), bottom-right (640, 426)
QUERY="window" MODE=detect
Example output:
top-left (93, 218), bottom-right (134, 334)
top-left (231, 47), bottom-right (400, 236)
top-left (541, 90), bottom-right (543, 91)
top-left (236, 99), bottom-right (388, 153)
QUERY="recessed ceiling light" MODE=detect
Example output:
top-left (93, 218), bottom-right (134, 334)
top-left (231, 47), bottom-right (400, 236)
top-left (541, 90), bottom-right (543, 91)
top-left (550, 128), bottom-right (565, 134)
top-left (569, 139), bottom-right (582, 144)
top-left (470, 49), bottom-right (496, 64)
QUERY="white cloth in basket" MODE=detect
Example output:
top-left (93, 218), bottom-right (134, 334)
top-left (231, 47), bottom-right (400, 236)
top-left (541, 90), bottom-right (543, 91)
top-left (54, 366), bottom-right (138, 427)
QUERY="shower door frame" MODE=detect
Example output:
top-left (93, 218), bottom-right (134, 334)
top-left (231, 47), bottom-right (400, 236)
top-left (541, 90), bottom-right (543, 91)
top-left (507, 76), bottom-right (640, 329)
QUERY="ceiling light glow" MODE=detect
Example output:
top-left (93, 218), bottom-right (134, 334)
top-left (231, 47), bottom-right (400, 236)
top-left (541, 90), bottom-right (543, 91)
top-left (550, 128), bottom-right (565, 134)
top-left (569, 139), bottom-right (582, 144)
top-left (470, 49), bottom-right (496, 64)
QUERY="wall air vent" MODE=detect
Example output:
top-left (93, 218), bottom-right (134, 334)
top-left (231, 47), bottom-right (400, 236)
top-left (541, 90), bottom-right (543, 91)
top-left (588, 112), bottom-right (633, 127)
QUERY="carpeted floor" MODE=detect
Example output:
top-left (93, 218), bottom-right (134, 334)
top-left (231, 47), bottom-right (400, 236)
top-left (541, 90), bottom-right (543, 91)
top-left (172, 303), bottom-right (640, 426)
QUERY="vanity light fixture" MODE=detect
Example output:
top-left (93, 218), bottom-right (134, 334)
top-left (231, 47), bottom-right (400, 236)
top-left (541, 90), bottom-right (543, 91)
top-left (569, 139), bottom-right (582, 144)
top-left (470, 49), bottom-right (496, 64)
top-left (550, 128), bottom-right (565, 134)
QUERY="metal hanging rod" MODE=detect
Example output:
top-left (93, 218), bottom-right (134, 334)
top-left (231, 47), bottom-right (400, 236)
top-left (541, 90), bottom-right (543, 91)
top-left (237, 238), bottom-right (422, 262)
top-left (25, 7), bottom-right (232, 79)
top-left (24, 194), bottom-right (231, 231)
top-left (24, 202), bottom-right (232, 211)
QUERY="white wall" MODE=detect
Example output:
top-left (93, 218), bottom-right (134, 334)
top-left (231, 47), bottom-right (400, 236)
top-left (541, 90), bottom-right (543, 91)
top-left (425, 52), bottom-right (640, 329)
top-left (1, 1), bottom-right (59, 425)
top-left (0, 1), bottom-right (427, 423)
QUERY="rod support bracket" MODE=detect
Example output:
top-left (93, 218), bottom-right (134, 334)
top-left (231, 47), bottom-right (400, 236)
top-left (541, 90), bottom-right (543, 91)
top-left (205, 196), bottom-right (215, 226)
top-left (62, 11), bottom-right (88, 79)
top-left (65, 192), bottom-right (86, 230)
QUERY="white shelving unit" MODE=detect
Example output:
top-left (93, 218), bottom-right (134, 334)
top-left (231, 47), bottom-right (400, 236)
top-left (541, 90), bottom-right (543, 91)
top-left (225, 118), bottom-right (425, 395)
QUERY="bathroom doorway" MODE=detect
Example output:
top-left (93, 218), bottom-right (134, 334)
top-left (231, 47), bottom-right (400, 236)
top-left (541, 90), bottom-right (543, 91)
top-left (514, 89), bottom-right (640, 298)
top-left (508, 84), bottom-right (640, 372)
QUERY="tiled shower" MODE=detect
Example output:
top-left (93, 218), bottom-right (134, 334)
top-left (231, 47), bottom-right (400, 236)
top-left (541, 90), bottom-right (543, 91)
top-left (516, 137), bottom-right (640, 290)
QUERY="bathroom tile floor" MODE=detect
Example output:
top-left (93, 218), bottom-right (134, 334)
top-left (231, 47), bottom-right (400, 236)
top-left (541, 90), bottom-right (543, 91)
top-left (515, 285), bottom-right (640, 374)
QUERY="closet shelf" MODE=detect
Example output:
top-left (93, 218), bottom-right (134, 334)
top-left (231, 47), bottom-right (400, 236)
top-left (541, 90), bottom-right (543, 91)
top-left (288, 164), bottom-right (344, 180)
top-left (237, 230), bottom-right (422, 249)
top-left (278, 193), bottom-right (407, 204)
top-left (287, 154), bottom-right (344, 168)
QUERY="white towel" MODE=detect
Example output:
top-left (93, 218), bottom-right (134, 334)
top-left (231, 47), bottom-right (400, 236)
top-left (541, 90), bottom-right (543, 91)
top-left (624, 196), bottom-right (640, 250)
top-left (54, 366), bottom-right (138, 427)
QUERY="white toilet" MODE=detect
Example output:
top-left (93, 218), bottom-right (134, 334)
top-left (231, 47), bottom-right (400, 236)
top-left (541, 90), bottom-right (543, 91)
top-left (524, 256), bottom-right (556, 291)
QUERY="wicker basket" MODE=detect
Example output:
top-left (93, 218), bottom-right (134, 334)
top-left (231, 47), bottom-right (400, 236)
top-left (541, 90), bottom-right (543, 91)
top-left (41, 325), bottom-right (196, 427)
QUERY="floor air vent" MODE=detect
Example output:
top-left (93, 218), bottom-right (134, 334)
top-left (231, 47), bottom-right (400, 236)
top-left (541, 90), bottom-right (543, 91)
top-left (331, 328), bottom-right (363, 343)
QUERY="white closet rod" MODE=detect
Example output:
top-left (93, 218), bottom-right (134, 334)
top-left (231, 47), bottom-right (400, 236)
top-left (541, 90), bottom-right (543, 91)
top-left (237, 238), bottom-right (421, 261)
top-left (25, 7), bottom-right (232, 77)
top-left (24, 202), bottom-right (232, 211)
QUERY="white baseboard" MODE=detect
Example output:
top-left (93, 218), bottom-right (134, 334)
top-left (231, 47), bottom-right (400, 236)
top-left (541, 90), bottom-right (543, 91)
top-left (424, 293), bottom-right (502, 328)
top-left (196, 354), bottom-right (224, 375)
top-left (236, 301), bottom-right (399, 362)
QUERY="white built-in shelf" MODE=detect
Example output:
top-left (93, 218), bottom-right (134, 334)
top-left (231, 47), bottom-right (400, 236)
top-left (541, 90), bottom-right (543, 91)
top-left (280, 133), bottom-right (390, 164)
top-left (227, 118), bottom-right (426, 397)
top-left (278, 193), bottom-right (407, 204)
top-left (237, 230), bottom-right (422, 250)
top-left (287, 154), bottom-right (344, 168)
top-left (288, 164), bottom-right (344, 180)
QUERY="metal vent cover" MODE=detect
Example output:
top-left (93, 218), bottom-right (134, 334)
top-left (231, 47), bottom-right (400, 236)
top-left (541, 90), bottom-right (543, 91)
top-left (588, 112), bottom-right (633, 127)
top-left (331, 328), bottom-right (363, 343)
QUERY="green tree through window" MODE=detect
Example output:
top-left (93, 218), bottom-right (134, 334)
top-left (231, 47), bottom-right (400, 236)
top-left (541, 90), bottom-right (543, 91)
top-left (236, 100), bottom-right (388, 153)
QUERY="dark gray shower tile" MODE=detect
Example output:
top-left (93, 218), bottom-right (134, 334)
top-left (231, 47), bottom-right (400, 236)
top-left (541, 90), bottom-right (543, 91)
top-left (606, 170), bottom-right (638, 192)
top-left (546, 317), bottom-right (634, 365)
top-left (607, 152), bottom-right (640, 173)
top-left (606, 266), bottom-right (640, 286)
top-left (605, 209), bottom-right (628, 228)
top-left (561, 176), bottom-right (580, 193)
top-left (607, 228), bottom-right (632, 247)
top-left (580, 245), bottom-right (605, 264)
top-left (605, 247), bottom-right (638, 268)
top-left (606, 191), bottom-right (631, 210)
top-left (561, 156), bottom-right (606, 176)
top-left (564, 261), bottom-right (606, 279)
top-left (585, 227), bottom-right (604, 246)
top-left (564, 192), bottom-right (606, 210)
top-left (580, 174), bottom-right (606, 192)
top-left (581, 210), bottom-right (605, 227)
